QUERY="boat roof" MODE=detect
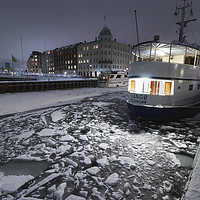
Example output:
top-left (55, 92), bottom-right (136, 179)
top-left (133, 41), bottom-right (200, 51)
top-left (133, 41), bottom-right (200, 59)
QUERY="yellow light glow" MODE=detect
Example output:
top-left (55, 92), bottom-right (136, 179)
top-left (131, 80), bottom-right (135, 92)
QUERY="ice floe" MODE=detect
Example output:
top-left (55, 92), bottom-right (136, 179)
top-left (105, 173), bottom-right (119, 186)
top-left (37, 128), bottom-right (55, 137)
top-left (86, 166), bottom-right (100, 176)
top-left (51, 110), bottom-right (65, 122)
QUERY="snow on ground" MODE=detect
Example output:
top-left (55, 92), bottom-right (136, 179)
top-left (184, 143), bottom-right (200, 200)
top-left (0, 87), bottom-right (200, 199)
top-left (0, 87), bottom-right (126, 116)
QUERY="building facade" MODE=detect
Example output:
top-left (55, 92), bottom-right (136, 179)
top-left (27, 51), bottom-right (42, 73)
top-left (77, 26), bottom-right (133, 77)
top-left (54, 44), bottom-right (80, 74)
top-left (41, 50), bottom-right (54, 74)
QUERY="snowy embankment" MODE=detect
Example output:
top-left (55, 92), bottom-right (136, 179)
top-left (0, 87), bottom-right (126, 116)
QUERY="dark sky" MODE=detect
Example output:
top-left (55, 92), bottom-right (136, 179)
top-left (1, 0), bottom-right (200, 66)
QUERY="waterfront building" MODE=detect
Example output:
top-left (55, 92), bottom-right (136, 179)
top-left (53, 43), bottom-right (80, 75)
top-left (27, 51), bottom-right (42, 73)
top-left (77, 26), bottom-right (133, 77)
top-left (41, 50), bottom-right (54, 74)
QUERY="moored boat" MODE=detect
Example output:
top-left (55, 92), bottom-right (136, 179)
top-left (98, 71), bottom-right (128, 87)
top-left (127, 0), bottom-right (200, 120)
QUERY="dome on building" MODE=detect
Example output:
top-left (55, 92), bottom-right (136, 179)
top-left (99, 26), bottom-right (112, 36)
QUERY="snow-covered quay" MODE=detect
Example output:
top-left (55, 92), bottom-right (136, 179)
top-left (0, 87), bottom-right (200, 200)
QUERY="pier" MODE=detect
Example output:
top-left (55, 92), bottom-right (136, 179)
top-left (0, 79), bottom-right (98, 93)
top-left (182, 137), bottom-right (200, 200)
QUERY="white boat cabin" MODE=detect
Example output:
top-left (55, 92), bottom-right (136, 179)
top-left (128, 42), bottom-right (200, 105)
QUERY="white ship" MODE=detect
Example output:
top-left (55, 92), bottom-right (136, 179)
top-left (98, 71), bottom-right (128, 87)
top-left (127, 0), bottom-right (200, 120)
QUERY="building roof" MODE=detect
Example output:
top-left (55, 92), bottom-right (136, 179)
top-left (99, 26), bottom-right (112, 36)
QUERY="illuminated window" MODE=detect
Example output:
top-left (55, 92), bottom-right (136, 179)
top-left (143, 80), bottom-right (150, 93)
top-left (130, 80), bottom-right (135, 92)
top-left (150, 81), bottom-right (160, 95)
top-left (128, 78), bottom-right (174, 96)
top-left (93, 45), bottom-right (98, 49)
top-left (87, 46), bottom-right (89, 50)
top-left (165, 82), bottom-right (172, 94)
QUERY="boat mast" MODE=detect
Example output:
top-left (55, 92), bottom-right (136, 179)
top-left (134, 10), bottom-right (141, 58)
top-left (175, 0), bottom-right (196, 43)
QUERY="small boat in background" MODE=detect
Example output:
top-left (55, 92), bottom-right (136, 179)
top-left (98, 71), bottom-right (128, 87)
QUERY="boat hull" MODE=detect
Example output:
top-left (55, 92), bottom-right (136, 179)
top-left (127, 102), bottom-right (200, 120)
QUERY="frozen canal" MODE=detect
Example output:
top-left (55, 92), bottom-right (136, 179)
top-left (0, 89), bottom-right (200, 200)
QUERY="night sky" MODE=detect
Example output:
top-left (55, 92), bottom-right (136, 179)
top-left (1, 0), bottom-right (200, 68)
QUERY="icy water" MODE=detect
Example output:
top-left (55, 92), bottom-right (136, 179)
top-left (0, 91), bottom-right (200, 200)
top-left (0, 160), bottom-right (50, 177)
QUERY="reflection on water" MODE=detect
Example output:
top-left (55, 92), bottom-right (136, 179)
top-left (0, 160), bottom-right (50, 177)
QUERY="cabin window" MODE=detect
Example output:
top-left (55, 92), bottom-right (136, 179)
top-left (135, 79), bottom-right (144, 93)
top-left (128, 78), bottom-right (174, 96)
top-left (150, 81), bottom-right (160, 95)
top-left (165, 82), bottom-right (172, 95)
top-left (143, 80), bottom-right (150, 93)
top-left (116, 75), bottom-right (122, 78)
top-left (130, 80), bottom-right (135, 92)
top-left (189, 85), bottom-right (193, 91)
top-left (197, 84), bottom-right (200, 89)
top-left (185, 56), bottom-right (195, 65)
top-left (110, 75), bottom-right (114, 79)
top-left (178, 86), bottom-right (181, 90)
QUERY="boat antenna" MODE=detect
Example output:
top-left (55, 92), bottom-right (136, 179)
top-left (175, 0), bottom-right (196, 43)
top-left (134, 10), bottom-right (141, 58)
